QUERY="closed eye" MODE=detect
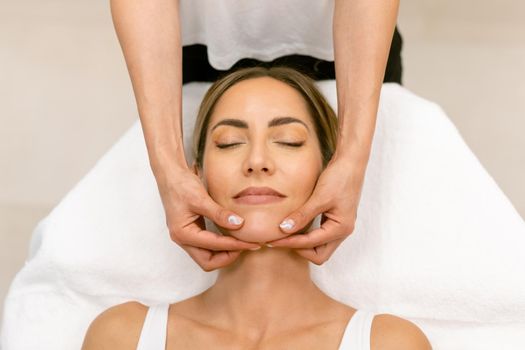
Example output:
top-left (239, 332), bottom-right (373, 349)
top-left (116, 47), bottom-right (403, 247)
top-left (216, 142), bottom-right (243, 149)
top-left (277, 142), bottom-right (304, 147)
top-left (216, 141), bottom-right (305, 149)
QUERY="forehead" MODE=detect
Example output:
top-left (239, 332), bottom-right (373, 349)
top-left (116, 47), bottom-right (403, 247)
top-left (208, 77), bottom-right (314, 130)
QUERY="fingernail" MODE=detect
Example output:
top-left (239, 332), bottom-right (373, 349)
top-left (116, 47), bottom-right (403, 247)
top-left (249, 246), bottom-right (262, 251)
top-left (266, 243), bottom-right (273, 248)
top-left (279, 219), bottom-right (295, 231)
top-left (228, 215), bottom-right (243, 225)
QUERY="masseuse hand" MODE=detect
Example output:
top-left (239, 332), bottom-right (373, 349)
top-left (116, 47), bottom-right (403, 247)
top-left (267, 155), bottom-right (365, 265)
top-left (158, 166), bottom-right (261, 271)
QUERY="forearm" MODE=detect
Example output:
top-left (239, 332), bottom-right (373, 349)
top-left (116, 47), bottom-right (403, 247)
top-left (333, 0), bottom-right (399, 168)
top-left (110, 0), bottom-right (186, 181)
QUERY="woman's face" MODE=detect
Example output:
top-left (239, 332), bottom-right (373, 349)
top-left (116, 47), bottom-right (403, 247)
top-left (197, 77), bottom-right (323, 243)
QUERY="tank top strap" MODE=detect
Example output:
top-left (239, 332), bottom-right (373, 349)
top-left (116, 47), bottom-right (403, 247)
top-left (338, 309), bottom-right (376, 350)
top-left (136, 304), bottom-right (170, 350)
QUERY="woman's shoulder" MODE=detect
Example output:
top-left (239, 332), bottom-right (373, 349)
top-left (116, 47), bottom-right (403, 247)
top-left (371, 313), bottom-right (432, 350)
top-left (81, 301), bottom-right (149, 350)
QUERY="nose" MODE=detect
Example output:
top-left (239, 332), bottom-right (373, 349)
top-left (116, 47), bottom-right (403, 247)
top-left (242, 142), bottom-right (275, 176)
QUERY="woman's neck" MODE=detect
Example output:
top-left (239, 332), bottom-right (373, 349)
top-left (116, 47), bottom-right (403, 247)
top-left (197, 246), bottom-right (336, 336)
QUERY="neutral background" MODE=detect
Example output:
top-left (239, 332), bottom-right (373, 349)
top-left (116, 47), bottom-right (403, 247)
top-left (1, 0), bottom-right (524, 320)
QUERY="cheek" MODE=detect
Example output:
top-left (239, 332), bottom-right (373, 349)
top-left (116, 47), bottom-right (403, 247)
top-left (284, 153), bottom-right (323, 202)
top-left (202, 161), bottom-right (233, 205)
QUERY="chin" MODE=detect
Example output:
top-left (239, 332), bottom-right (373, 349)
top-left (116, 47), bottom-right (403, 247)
top-left (215, 210), bottom-right (317, 244)
top-left (219, 210), bottom-right (287, 243)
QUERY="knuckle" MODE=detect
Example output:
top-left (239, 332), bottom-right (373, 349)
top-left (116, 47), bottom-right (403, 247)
top-left (335, 230), bottom-right (349, 241)
top-left (201, 262), bottom-right (215, 272)
top-left (294, 210), bottom-right (308, 223)
top-left (215, 208), bottom-right (228, 224)
top-left (197, 262), bottom-right (207, 271)
top-left (195, 259), bottom-right (207, 271)
top-left (311, 256), bottom-right (325, 265)
top-left (168, 225), bottom-right (191, 246)
top-left (342, 222), bottom-right (355, 235)
top-left (191, 195), bottom-right (206, 212)
top-left (168, 228), bottom-right (183, 245)
top-left (177, 235), bottom-right (190, 246)
top-left (312, 247), bottom-right (330, 265)
top-left (179, 188), bottom-right (195, 205)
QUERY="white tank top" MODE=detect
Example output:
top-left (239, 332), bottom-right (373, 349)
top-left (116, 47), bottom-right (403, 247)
top-left (179, 0), bottom-right (335, 70)
top-left (136, 304), bottom-right (375, 350)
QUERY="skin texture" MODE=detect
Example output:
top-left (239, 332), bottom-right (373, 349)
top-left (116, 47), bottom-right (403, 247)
top-left (109, 0), bottom-right (400, 270)
top-left (268, 0), bottom-right (401, 264)
top-left (81, 78), bottom-right (432, 350)
top-left (82, 301), bottom-right (432, 349)
top-left (198, 77), bottom-right (322, 243)
top-left (110, 0), bottom-right (262, 272)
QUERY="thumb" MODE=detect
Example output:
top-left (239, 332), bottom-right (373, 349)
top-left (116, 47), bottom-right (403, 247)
top-left (279, 195), bottom-right (324, 234)
top-left (196, 195), bottom-right (245, 230)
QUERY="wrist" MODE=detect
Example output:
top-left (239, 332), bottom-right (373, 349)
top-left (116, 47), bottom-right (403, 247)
top-left (334, 135), bottom-right (371, 161)
top-left (333, 110), bottom-right (376, 169)
top-left (149, 144), bottom-right (189, 182)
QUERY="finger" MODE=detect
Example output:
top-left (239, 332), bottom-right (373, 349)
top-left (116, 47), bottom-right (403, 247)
top-left (191, 194), bottom-right (245, 231)
top-left (278, 194), bottom-right (330, 235)
top-left (184, 245), bottom-right (243, 272)
top-left (293, 238), bottom-right (345, 266)
top-left (175, 222), bottom-right (261, 251)
top-left (269, 219), bottom-right (346, 249)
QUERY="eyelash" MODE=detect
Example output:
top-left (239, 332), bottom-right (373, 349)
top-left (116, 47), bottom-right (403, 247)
top-left (216, 142), bottom-right (304, 149)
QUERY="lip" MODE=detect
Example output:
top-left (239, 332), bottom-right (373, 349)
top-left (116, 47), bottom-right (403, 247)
top-left (233, 186), bottom-right (286, 205)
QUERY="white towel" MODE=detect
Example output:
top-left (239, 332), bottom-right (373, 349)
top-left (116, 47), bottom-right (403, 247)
top-left (1, 82), bottom-right (524, 350)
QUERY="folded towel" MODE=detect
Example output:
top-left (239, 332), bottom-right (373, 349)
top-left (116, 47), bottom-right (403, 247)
top-left (2, 82), bottom-right (524, 350)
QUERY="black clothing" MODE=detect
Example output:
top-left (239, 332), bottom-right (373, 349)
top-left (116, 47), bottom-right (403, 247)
top-left (182, 26), bottom-right (403, 84)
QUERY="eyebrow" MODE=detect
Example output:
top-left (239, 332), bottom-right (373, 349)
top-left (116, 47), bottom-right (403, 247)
top-left (211, 116), bottom-right (309, 132)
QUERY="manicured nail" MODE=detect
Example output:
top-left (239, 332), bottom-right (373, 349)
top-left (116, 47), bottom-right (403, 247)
top-left (279, 219), bottom-right (295, 231)
top-left (266, 243), bottom-right (274, 248)
top-left (249, 246), bottom-right (262, 251)
top-left (228, 215), bottom-right (243, 225)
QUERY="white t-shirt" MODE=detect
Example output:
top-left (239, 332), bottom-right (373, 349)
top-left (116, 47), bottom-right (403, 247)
top-left (180, 0), bottom-right (335, 70)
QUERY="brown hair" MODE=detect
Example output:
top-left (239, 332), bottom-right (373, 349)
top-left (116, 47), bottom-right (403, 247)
top-left (192, 66), bottom-right (338, 168)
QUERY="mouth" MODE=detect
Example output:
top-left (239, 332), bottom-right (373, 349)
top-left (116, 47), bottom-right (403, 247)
top-left (233, 186), bottom-right (286, 205)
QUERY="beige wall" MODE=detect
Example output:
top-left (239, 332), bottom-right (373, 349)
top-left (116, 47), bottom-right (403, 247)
top-left (1, 0), bottom-right (524, 319)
